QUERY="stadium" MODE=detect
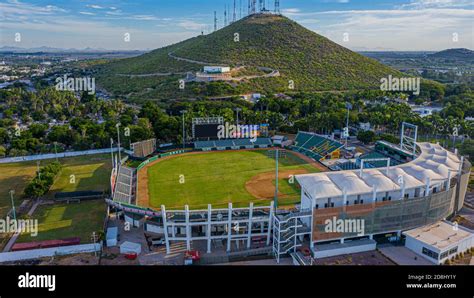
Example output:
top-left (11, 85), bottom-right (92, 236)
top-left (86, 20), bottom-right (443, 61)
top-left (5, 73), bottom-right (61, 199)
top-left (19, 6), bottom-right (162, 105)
top-left (107, 120), bottom-right (471, 264)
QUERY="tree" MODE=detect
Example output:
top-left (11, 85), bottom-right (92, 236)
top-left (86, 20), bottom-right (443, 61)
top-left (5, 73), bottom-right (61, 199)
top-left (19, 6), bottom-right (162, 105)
top-left (357, 130), bottom-right (376, 144)
top-left (459, 139), bottom-right (474, 159)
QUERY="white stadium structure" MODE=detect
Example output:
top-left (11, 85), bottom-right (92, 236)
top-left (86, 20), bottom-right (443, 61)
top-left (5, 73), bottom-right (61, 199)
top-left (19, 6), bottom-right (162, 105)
top-left (109, 134), bottom-right (471, 264)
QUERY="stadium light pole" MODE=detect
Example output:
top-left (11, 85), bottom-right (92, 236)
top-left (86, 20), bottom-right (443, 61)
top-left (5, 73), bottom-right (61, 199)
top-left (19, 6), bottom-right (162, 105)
top-left (116, 123), bottom-right (122, 163)
top-left (9, 190), bottom-right (16, 221)
top-left (110, 138), bottom-right (114, 168)
top-left (54, 141), bottom-right (58, 162)
top-left (235, 107), bottom-right (242, 127)
top-left (36, 160), bottom-right (41, 180)
top-left (180, 110), bottom-right (187, 149)
top-left (274, 149), bottom-right (279, 209)
top-left (345, 102), bottom-right (352, 149)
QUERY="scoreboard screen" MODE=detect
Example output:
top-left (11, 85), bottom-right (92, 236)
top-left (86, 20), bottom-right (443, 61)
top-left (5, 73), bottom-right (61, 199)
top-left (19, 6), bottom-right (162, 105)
top-left (194, 124), bottom-right (221, 138)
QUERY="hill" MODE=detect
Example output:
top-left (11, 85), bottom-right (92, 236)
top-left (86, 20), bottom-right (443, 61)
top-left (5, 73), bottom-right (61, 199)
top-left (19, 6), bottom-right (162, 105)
top-left (430, 48), bottom-right (474, 60)
top-left (95, 13), bottom-right (402, 102)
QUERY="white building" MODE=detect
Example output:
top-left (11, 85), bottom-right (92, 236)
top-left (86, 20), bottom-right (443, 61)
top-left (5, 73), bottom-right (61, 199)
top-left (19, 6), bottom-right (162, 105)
top-left (203, 66), bottom-right (231, 73)
top-left (411, 107), bottom-right (442, 118)
top-left (403, 221), bottom-right (474, 264)
top-left (294, 142), bottom-right (466, 258)
top-left (359, 122), bottom-right (371, 131)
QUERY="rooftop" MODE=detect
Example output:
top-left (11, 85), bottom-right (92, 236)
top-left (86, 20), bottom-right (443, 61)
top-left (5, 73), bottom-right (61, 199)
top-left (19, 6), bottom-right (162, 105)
top-left (403, 221), bottom-right (473, 250)
top-left (296, 142), bottom-right (461, 200)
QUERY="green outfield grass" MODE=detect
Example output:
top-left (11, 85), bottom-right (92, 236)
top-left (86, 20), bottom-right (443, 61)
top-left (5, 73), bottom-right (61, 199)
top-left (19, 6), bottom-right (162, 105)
top-left (0, 154), bottom-right (112, 219)
top-left (17, 200), bottom-right (106, 244)
top-left (147, 150), bottom-right (320, 209)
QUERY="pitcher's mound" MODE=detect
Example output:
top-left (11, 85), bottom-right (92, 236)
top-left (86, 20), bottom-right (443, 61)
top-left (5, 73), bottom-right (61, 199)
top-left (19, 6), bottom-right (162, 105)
top-left (245, 169), bottom-right (308, 199)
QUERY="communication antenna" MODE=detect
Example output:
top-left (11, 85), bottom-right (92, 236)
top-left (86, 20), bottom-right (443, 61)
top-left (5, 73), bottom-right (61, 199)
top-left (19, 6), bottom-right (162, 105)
top-left (214, 11), bottom-right (217, 31)
top-left (233, 0), bottom-right (236, 23)
top-left (250, 0), bottom-right (256, 14)
top-left (240, 0), bottom-right (242, 18)
top-left (224, 6), bottom-right (227, 26)
top-left (275, 0), bottom-right (280, 14)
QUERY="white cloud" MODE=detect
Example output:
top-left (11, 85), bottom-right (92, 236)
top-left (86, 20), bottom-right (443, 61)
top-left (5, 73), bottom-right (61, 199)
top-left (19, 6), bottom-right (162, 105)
top-left (0, 0), bottom-right (67, 16)
top-left (86, 4), bottom-right (105, 9)
top-left (106, 10), bottom-right (123, 16)
top-left (398, 0), bottom-right (473, 9)
top-left (281, 8), bottom-right (301, 14)
top-left (79, 12), bottom-right (96, 16)
top-left (177, 20), bottom-right (206, 30)
top-left (294, 8), bottom-right (474, 50)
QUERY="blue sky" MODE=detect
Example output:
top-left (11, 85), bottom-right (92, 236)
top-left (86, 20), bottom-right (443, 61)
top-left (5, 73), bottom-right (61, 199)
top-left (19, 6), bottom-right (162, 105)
top-left (1, 0), bottom-right (473, 51)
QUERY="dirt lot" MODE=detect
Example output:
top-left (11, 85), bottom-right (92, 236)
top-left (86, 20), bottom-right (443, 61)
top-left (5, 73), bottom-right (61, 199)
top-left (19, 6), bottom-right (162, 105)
top-left (312, 250), bottom-right (396, 265)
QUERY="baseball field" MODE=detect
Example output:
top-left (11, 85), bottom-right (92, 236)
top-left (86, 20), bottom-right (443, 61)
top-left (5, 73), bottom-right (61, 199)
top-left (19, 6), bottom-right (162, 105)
top-left (138, 149), bottom-right (324, 209)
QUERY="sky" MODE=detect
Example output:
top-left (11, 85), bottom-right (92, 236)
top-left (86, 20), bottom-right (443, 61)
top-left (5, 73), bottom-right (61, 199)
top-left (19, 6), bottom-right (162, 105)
top-left (0, 0), bottom-right (473, 51)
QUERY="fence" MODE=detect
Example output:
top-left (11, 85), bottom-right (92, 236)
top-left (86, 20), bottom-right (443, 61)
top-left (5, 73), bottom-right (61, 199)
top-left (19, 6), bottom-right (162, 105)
top-left (0, 148), bottom-right (123, 164)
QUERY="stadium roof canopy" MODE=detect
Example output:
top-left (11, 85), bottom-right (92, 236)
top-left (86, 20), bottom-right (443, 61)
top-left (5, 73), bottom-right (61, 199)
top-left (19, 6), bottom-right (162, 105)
top-left (296, 142), bottom-right (461, 200)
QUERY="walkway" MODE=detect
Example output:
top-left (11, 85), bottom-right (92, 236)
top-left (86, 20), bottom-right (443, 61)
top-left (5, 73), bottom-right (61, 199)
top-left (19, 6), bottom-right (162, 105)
top-left (3, 200), bottom-right (41, 252)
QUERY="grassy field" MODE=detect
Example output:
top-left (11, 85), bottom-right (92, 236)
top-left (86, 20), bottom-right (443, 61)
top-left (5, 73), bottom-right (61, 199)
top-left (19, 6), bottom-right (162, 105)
top-left (146, 150), bottom-right (320, 209)
top-left (0, 154), bottom-right (112, 249)
top-left (17, 200), bottom-right (106, 244)
top-left (0, 154), bottom-right (112, 219)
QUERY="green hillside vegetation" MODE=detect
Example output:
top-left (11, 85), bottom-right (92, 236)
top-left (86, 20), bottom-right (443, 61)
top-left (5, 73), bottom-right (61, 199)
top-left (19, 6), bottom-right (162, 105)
top-left (96, 14), bottom-right (403, 102)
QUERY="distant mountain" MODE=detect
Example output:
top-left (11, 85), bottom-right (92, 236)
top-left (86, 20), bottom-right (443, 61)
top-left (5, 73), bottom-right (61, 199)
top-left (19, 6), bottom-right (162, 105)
top-left (429, 48), bottom-right (474, 60)
top-left (0, 46), bottom-right (145, 54)
top-left (97, 13), bottom-right (402, 101)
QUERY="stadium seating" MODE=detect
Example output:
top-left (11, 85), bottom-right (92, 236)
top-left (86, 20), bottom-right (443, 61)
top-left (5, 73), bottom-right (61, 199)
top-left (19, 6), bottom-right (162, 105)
top-left (194, 141), bottom-right (216, 150)
top-left (113, 166), bottom-right (135, 204)
top-left (291, 132), bottom-right (343, 161)
top-left (359, 151), bottom-right (401, 168)
top-left (194, 138), bottom-right (272, 151)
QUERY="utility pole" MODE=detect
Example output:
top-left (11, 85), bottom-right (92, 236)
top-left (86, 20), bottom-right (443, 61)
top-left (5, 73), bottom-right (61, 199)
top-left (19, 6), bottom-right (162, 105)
top-left (9, 190), bottom-right (16, 221)
top-left (116, 123), bottom-right (122, 163)
top-left (180, 110), bottom-right (187, 149)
